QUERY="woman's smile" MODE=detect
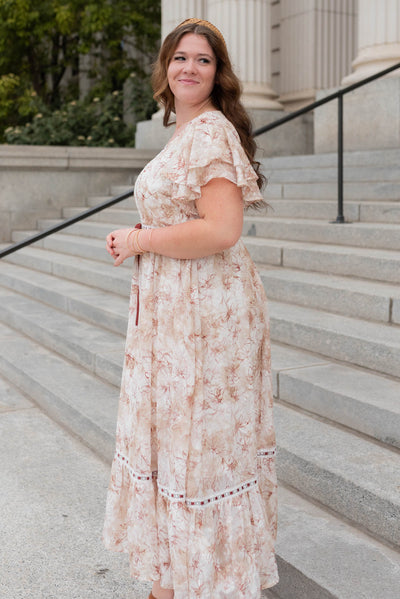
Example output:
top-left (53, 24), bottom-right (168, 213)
top-left (178, 78), bottom-right (199, 84)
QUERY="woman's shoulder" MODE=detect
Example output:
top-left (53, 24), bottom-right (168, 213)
top-left (181, 110), bottom-right (241, 155)
top-left (188, 110), bottom-right (238, 137)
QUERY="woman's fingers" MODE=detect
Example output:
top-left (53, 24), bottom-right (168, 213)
top-left (113, 251), bottom-right (127, 267)
top-left (106, 228), bottom-right (136, 264)
top-left (106, 232), bottom-right (115, 256)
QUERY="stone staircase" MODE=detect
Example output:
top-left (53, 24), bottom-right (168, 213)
top-left (1, 148), bottom-right (400, 598)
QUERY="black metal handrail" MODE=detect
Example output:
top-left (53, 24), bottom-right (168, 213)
top-left (253, 60), bottom-right (400, 223)
top-left (0, 188), bottom-right (133, 259)
top-left (1, 60), bottom-right (400, 259)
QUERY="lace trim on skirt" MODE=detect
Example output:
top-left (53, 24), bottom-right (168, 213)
top-left (115, 448), bottom-right (276, 508)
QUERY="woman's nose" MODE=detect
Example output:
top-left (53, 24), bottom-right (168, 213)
top-left (183, 59), bottom-right (196, 73)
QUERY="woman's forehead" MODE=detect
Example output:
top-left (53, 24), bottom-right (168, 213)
top-left (174, 33), bottom-right (215, 56)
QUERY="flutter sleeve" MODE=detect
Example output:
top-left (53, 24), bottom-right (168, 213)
top-left (163, 113), bottom-right (264, 209)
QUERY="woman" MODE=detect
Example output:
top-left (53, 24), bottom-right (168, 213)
top-left (103, 18), bottom-right (278, 599)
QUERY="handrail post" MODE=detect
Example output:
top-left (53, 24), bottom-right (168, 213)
top-left (334, 92), bottom-right (345, 224)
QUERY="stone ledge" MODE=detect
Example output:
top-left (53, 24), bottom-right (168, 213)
top-left (0, 144), bottom-right (156, 170)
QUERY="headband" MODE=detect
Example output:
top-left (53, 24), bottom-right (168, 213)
top-left (177, 18), bottom-right (227, 49)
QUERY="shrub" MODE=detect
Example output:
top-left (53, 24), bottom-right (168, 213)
top-left (5, 90), bottom-right (136, 147)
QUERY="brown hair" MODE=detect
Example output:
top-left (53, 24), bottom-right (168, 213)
top-left (152, 19), bottom-right (266, 192)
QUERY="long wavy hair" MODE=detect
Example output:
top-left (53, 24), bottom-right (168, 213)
top-left (152, 21), bottom-right (266, 192)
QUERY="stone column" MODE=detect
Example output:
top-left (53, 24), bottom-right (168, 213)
top-left (279, 0), bottom-right (357, 110)
top-left (315, 0), bottom-right (400, 152)
top-left (162, 0), bottom-right (206, 40)
top-left (342, 0), bottom-right (400, 85)
top-left (206, 0), bottom-right (283, 109)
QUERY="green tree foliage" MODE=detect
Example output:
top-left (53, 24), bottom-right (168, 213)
top-left (5, 90), bottom-right (135, 147)
top-left (0, 0), bottom-right (161, 144)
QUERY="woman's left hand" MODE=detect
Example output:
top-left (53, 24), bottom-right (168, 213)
top-left (106, 227), bottom-right (137, 266)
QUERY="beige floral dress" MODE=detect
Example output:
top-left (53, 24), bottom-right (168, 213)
top-left (102, 110), bottom-right (278, 598)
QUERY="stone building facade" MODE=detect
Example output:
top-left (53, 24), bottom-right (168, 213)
top-left (136, 0), bottom-right (400, 155)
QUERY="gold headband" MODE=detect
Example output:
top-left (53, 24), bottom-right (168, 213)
top-left (177, 18), bottom-right (227, 49)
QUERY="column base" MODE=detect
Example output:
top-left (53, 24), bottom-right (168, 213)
top-left (314, 77), bottom-right (400, 153)
top-left (242, 83), bottom-right (283, 110)
top-left (342, 44), bottom-right (400, 86)
top-left (278, 89), bottom-right (317, 112)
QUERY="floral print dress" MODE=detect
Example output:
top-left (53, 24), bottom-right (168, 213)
top-left (102, 110), bottom-right (278, 598)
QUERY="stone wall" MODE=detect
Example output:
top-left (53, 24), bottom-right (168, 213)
top-left (0, 145), bottom-right (155, 242)
top-left (314, 76), bottom-right (400, 154)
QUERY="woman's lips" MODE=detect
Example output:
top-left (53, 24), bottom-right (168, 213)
top-left (178, 79), bottom-right (198, 84)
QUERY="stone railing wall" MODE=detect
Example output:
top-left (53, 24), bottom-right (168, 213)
top-left (0, 145), bottom-right (155, 242)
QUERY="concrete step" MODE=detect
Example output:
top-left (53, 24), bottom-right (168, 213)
top-left (360, 201), bottom-right (400, 223)
top-left (36, 219), bottom-right (116, 240)
top-left (275, 402), bottom-right (400, 548)
top-left (266, 199), bottom-right (400, 223)
top-left (263, 180), bottom-right (400, 201)
top-left (83, 186), bottom-right (134, 208)
top-left (63, 205), bottom-right (141, 225)
top-left (10, 231), bottom-right (116, 264)
top-left (0, 287), bottom-right (125, 386)
top-left (0, 244), bottom-right (132, 294)
top-left (244, 237), bottom-right (400, 284)
top-left (0, 322), bottom-right (117, 463)
top-left (271, 485), bottom-right (400, 599)
top-left (269, 300), bottom-right (400, 378)
top-left (259, 148), bottom-right (400, 170)
top-left (243, 216), bottom-right (400, 251)
top-left (0, 263), bottom-right (129, 333)
top-left (263, 164), bottom-right (400, 184)
top-left (109, 185), bottom-right (135, 196)
top-left (86, 194), bottom-right (133, 209)
top-left (259, 267), bottom-right (400, 324)
top-left (265, 199), bottom-right (359, 221)
top-left (273, 345), bottom-right (400, 450)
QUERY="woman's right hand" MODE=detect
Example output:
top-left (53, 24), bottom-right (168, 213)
top-left (106, 224), bottom-right (141, 266)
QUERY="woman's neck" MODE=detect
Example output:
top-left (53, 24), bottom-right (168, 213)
top-left (174, 99), bottom-right (216, 130)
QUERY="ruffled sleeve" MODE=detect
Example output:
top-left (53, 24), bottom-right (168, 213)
top-left (163, 112), bottom-right (264, 207)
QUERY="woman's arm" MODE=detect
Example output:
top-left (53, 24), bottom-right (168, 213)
top-left (106, 177), bottom-right (244, 266)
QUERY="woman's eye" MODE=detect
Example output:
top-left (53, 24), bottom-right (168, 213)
top-left (199, 58), bottom-right (210, 64)
top-left (173, 55), bottom-right (185, 61)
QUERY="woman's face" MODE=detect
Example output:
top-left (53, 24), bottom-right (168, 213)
top-left (167, 33), bottom-right (217, 109)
